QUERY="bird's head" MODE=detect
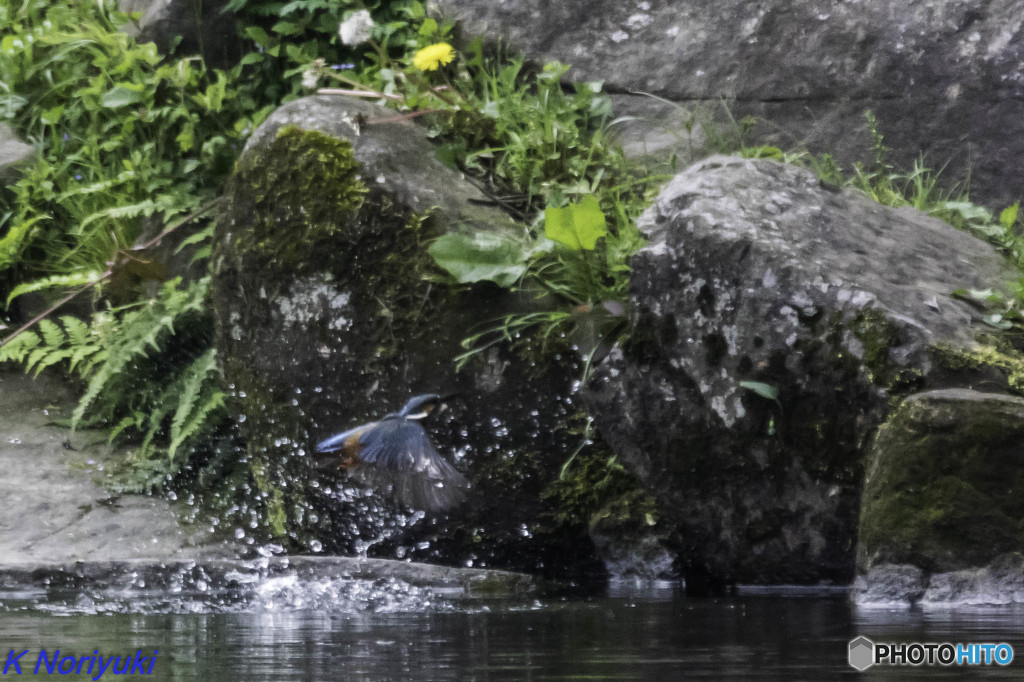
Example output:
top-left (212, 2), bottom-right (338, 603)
top-left (397, 393), bottom-right (453, 420)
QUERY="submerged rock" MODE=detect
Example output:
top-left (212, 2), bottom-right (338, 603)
top-left (212, 95), bottom-right (616, 582)
top-left (433, 0), bottom-right (1024, 207)
top-left (0, 555), bottom-right (540, 610)
top-left (584, 155), bottom-right (1020, 589)
top-left (856, 390), bottom-right (1024, 605)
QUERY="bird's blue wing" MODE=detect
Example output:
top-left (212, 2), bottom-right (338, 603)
top-left (316, 422), bottom-right (373, 453)
top-left (353, 419), bottom-right (469, 512)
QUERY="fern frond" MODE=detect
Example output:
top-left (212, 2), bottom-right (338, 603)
top-left (0, 331), bottom-right (41, 364)
top-left (38, 319), bottom-right (67, 348)
top-left (5, 270), bottom-right (103, 307)
top-left (168, 347), bottom-right (223, 459)
top-left (0, 214), bottom-right (50, 272)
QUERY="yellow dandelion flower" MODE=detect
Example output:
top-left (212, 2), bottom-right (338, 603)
top-left (413, 43), bottom-right (456, 71)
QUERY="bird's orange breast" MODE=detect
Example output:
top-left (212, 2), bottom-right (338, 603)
top-left (338, 427), bottom-right (366, 469)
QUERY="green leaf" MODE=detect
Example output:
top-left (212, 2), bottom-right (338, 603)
top-left (739, 380), bottom-right (780, 402)
top-left (544, 195), bottom-right (607, 250)
top-left (244, 26), bottom-right (271, 46)
top-left (100, 85), bottom-right (145, 108)
top-left (428, 232), bottom-right (531, 287)
top-left (41, 105), bottom-right (65, 125)
top-left (1000, 202), bottom-right (1020, 230)
top-left (940, 201), bottom-right (993, 224)
top-left (419, 17), bottom-right (438, 36)
top-left (37, 319), bottom-right (66, 349)
top-left (984, 313), bottom-right (1014, 330)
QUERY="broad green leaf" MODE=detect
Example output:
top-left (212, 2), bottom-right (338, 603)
top-left (1000, 202), bottom-right (1020, 230)
top-left (100, 85), bottom-right (145, 108)
top-left (428, 232), bottom-right (531, 287)
top-left (41, 105), bottom-right (64, 125)
top-left (244, 26), bottom-right (271, 45)
top-left (544, 194), bottom-right (607, 250)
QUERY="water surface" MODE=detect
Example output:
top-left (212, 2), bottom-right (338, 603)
top-left (2, 578), bottom-right (1023, 680)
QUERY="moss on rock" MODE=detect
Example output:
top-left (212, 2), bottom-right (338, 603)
top-left (230, 125), bottom-right (367, 275)
top-left (858, 389), bottom-right (1024, 573)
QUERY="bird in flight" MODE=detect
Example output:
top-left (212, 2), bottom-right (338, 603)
top-left (316, 394), bottom-right (469, 512)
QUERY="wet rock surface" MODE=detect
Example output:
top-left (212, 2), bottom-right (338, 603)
top-left (212, 95), bottom-right (611, 582)
top-left (853, 564), bottom-right (927, 606)
top-left (0, 556), bottom-right (539, 611)
top-left (0, 368), bottom-right (221, 565)
top-left (434, 0), bottom-right (1024, 207)
top-left (856, 390), bottom-right (1024, 605)
top-left (584, 156), bottom-right (1019, 588)
top-left (0, 367), bottom-right (544, 607)
top-left (856, 555), bottom-right (1024, 607)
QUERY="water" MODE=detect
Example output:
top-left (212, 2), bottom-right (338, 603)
top-left (1, 580), bottom-right (1023, 680)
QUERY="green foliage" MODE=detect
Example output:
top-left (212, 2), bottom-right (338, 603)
top-left (813, 112), bottom-right (1024, 333)
top-left (313, 34), bottom-right (666, 366)
top-left (428, 231), bottom-right (543, 288)
top-left (544, 195), bottom-right (607, 250)
top-left (0, 277), bottom-right (226, 465)
top-left (0, 0), bottom-right (252, 286)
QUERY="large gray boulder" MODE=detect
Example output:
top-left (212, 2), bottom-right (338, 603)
top-left (119, 0), bottom-right (240, 67)
top-left (584, 155), bottom-right (1020, 589)
top-left (856, 389), bottom-right (1024, 605)
top-left (433, 0), bottom-right (1024, 207)
top-left (212, 95), bottom-right (616, 582)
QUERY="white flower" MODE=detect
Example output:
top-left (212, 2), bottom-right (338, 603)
top-left (338, 10), bottom-right (374, 46)
top-left (301, 69), bottom-right (319, 90)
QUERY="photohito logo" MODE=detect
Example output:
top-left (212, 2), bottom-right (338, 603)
top-left (848, 637), bottom-right (1014, 670)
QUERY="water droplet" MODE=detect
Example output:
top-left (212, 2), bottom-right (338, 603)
top-left (234, 528), bottom-right (245, 539)
top-left (310, 540), bottom-right (322, 552)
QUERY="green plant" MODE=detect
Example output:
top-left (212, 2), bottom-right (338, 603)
top-left (0, 276), bottom-right (225, 468)
top-left (314, 36), bottom-right (667, 368)
top-left (0, 0), bottom-right (251, 292)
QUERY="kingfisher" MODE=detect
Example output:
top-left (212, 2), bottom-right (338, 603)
top-left (315, 394), bottom-right (469, 512)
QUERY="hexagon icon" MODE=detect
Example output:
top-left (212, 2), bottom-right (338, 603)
top-left (849, 636), bottom-right (875, 671)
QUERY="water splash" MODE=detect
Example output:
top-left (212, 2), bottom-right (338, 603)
top-left (0, 557), bottom-right (497, 616)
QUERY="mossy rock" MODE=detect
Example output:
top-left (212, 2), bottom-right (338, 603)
top-left (858, 389), bottom-right (1024, 573)
top-left (585, 156), bottom-right (1024, 588)
top-left (209, 96), bottom-right (634, 583)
